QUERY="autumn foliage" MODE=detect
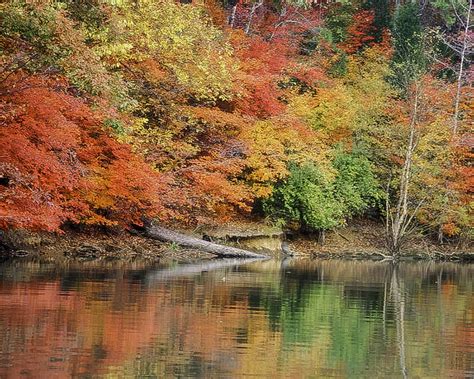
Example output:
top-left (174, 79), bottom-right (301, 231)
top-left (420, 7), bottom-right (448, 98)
top-left (0, 76), bottom-right (167, 231)
top-left (339, 10), bottom-right (377, 54)
top-left (0, 0), bottom-right (472, 242)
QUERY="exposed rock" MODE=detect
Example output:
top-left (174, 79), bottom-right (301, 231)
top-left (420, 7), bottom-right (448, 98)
top-left (199, 222), bottom-right (284, 254)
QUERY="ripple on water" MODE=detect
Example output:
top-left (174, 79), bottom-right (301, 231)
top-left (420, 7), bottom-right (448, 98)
top-left (0, 258), bottom-right (472, 378)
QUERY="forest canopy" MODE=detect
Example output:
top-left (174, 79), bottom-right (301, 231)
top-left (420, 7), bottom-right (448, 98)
top-left (0, 0), bottom-right (472, 246)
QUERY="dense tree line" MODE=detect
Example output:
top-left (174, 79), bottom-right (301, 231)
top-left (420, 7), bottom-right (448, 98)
top-left (0, 0), bottom-right (471, 254)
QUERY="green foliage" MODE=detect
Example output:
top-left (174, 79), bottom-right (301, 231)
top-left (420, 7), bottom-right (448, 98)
top-left (332, 149), bottom-right (382, 215)
top-left (0, 1), bottom-right (127, 102)
top-left (364, 0), bottom-right (391, 41)
top-left (63, 0), bottom-right (107, 29)
top-left (263, 163), bottom-right (343, 230)
top-left (1, 3), bottom-right (67, 71)
top-left (104, 118), bottom-right (125, 135)
top-left (263, 151), bottom-right (381, 231)
top-left (391, 3), bottom-right (430, 91)
top-left (431, 0), bottom-right (466, 26)
top-left (322, 4), bottom-right (356, 44)
top-left (328, 51), bottom-right (348, 77)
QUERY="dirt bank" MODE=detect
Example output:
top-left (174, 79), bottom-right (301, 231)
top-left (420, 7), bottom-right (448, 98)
top-left (0, 228), bottom-right (214, 263)
top-left (0, 220), bottom-right (472, 263)
top-left (286, 220), bottom-right (473, 261)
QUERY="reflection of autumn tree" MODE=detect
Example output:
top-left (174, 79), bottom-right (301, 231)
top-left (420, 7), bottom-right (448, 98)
top-left (0, 279), bottom-right (164, 378)
top-left (0, 261), bottom-right (472, 378)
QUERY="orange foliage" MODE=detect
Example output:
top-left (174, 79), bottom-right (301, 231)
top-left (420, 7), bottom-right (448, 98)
top-left (231, 33), bottom-right (290, 117)
top-left (0, 76), bottom-right (167, 231)
top-left (340, 10), bottom-right (377, 54)
top-left (228, 6), bottom-right (323, 116)
top-left (202, 0), bottom-right (228, 26)
top-left (167, 106), bottom-right (253, 224)
top-left (453, 135), bottom-right (474, 206)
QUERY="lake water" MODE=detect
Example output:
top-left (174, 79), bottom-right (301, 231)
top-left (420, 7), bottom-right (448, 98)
top-left (0, 258), bottom-right (472, 378)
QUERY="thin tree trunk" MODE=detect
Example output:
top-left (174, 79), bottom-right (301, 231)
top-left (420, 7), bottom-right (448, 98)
top-left (386, 83), bottom-right (421, 257)
top-left (452, 0), bottom-right (472, 137)
top-left (229, 4), bottom-right (237, 28)
top-left (145, 225), bottom-right (267, 258)
top-left (245, 0), bottom-right (262, 35)
top-left (319, 230), bottom-right (325, 245)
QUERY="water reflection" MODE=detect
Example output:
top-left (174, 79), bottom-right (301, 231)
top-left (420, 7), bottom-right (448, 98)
top-left (0, 259), bottom-right (472, 378)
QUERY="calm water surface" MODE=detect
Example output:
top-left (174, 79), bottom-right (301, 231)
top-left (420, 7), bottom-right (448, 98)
top-left (0, 258), bottom-right (472, 378)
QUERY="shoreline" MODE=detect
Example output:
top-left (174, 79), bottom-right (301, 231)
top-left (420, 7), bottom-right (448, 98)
top-left (1, 222), bottom-right (472, 263)
top-left (0, 229), bottom-right (215, 264)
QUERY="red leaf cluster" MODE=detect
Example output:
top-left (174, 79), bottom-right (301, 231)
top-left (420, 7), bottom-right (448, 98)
top-left (339, 10), bottom-right (377, 54)
top-left (232, 34), bottom-right (290, 117)
top-left (0, 76), bottom-right (167, 231)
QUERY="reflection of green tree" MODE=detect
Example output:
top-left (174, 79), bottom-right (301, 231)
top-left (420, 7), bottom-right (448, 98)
top-left (259, 279), bottom-right (390, 377)
top-left (1, 260), bottom-right (472, 378)
top-left (261, 263), bottom-right (472, 378)
top-left (110, 262), bottom-right (474, 378)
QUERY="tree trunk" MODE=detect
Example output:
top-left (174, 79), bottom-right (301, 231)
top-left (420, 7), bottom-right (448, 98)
top-left (319, 230), bottom-right (325, 245)
top-left (145, 225), bottom-right (268, 259)
top-left (245, 0), bottom-right (262, 35)
top-left (386, 82), bottom-right (422, 257)
top-left (228, 4), bottom-right (237, 28)
top-left (438, 225), bottom-right (444, 244)
top-left (451, 0), bottom-right (472, 137)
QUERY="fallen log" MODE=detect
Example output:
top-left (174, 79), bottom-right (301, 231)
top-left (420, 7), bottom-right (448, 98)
top-left (145, 225), bottom-right (268, 259)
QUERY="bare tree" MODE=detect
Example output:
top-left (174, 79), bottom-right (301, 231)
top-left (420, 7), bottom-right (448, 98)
top-left (385, 82), bottom-right (425, 258)
top-left (385, 4), bottom-right (434, 258)
top-left (449, 0), bottom-right (473, 136)
top-left (228, 2), bottom-right (238, 28)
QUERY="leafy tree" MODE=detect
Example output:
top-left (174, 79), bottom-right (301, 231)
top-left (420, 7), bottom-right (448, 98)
top-left (322, 3), bottom-right (356, 44)
top-left (263, 162), bottom-right (344, 232)
top-left (0, 0), bottom-right (469, 251)
top-left (0, 76), bottom-right (167, 231)
top-left (364, 0), bottom-right (391, 42)
top-left (391, 3), bottom-right (429, 92)
top-left (263, 151), bottom-right (380, 233)
top-left (339, 10), bottom-right (378, 54)
top-left (98, 0), bottom-right (237, 102)
top-left (332, 149), bottom-right (382, 216)
top-left (0, 2), bottom-right (125, 101)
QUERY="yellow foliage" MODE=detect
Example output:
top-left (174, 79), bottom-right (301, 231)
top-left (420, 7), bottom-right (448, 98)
top-left (345, 46), bottom-right (393, 127)
top-left (291, 84), bottom-right (357, 145)
top-left (240, 118), bottom-right (326, 198)
top-left (97, 0), bottom-right (237, 101)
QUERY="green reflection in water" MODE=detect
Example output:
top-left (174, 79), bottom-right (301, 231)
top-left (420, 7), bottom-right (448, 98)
top-left (0, 259), bottom-right (472, 378)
